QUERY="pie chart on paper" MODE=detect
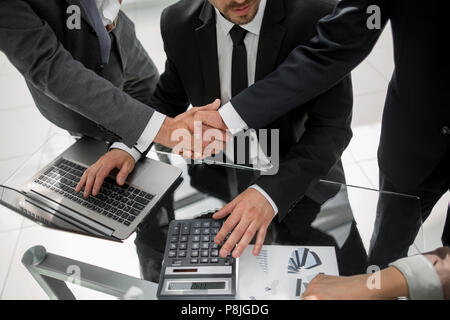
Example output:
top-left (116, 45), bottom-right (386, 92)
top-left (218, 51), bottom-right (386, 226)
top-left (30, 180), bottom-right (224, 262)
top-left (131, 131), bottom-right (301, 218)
top-left (287, 248), bottom-right (322, 274)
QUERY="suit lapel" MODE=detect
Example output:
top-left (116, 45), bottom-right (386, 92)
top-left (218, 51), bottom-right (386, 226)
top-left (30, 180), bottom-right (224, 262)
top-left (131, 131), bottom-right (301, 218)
top-left (255, 0), bottom-right (286, 81)
top-left (65, 0), bottom-right (95, 29)
top-left (194, 1), bottom-right (221, 104)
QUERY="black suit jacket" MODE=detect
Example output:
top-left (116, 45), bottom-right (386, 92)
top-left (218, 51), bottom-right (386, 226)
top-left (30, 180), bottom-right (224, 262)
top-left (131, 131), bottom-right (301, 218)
top-left (151, 0), bottom-right (353, 220)
top-left (230, 0), bottom-right (450, 191)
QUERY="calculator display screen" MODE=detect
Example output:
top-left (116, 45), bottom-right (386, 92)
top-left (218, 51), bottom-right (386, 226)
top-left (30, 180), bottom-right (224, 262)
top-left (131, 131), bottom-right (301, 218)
top-left (168, 281), bottom-right (225, 290)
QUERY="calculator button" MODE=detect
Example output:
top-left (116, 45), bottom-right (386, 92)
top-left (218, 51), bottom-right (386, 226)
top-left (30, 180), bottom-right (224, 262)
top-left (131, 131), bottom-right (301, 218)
top-left (191, 250), bottom-right (199, 257)
top-left (202, 221), bottom-right (211, 227)
top-left (168, 251), bottom-right (177, 258)
top-left (178, 251), bottom-right (186, 258)
top-left (192, 235), bottom-right (200, 242)
top-left (203, 228), bottom-right (210, 234)
top-left (201, 235), bottom-right (210, 242)
top-left (212, 221), bottom-right (222, 227)
top-left (171, 226), bottom-right (180, 235)
top-left (170, 237), bottom-right (179, 243)
top-left (201, 250), bottom-right (209, 257)
top-left (170, 243), bottom-right (177, 250)
top-left (172, 260), bottom-right (183, 266)
top-left (181, 224), bottom-right (190, 235)
top-left (192, 228), bottom-right (201, 235)
top-left (179, 243), bottom-right (187, 250)
top-left (200, 258), bottom-right (209, 263)
top-left (191, 258), bottom-right (199, 264)
top-left (211, 258), bottom-right (219, 263)
top-left (191, 243), bottom-right (200, 249)
top-left (192, 222), bottom-right (202, 228)
top-left (211, 243), bottom-right (219, 249)
top-left (211, 228), bottom-right (219, 235)
top-left (201, 243), bottom-right (209, 249)
top-left (180, 236), bottom-right (188, 242)
top-left (211, 249), bottom-right (219, 257)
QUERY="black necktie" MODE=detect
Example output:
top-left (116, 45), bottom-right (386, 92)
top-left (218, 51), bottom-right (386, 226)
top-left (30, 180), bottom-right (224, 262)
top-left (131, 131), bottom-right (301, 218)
top-left (227, 25), bottom-right (250, 199)
top-left (230, 25), bottom-right (248, 97)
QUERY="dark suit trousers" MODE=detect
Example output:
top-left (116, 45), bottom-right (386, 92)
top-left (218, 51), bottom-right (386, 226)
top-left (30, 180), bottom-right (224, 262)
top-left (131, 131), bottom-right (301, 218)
top-left (369, 150), bottom-right (450, 268)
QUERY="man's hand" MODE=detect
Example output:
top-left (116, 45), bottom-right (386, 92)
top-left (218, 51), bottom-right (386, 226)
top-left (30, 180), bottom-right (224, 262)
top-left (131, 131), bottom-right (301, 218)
top-left (191, 104), bottom-right (228, 132)
top-left (155, 99), bottom-right (229, 159)
top-left (303, 267), bottom-right (409, 300)
top-left (75, 149), bottom-right (135, 198)
top-left (213, 188), bottom-right (275, 259)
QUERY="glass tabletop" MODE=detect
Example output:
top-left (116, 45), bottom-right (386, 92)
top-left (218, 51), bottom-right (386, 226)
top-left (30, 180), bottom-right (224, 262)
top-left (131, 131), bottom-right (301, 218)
top-left (0, 134), bottom-right (424, 300)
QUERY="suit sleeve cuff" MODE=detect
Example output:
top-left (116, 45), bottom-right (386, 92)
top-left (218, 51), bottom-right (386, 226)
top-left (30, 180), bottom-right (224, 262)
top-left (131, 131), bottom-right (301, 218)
top-left (389, 254), bottom-right (444, 300)
top-left (134, 111), bottom-right (166, 154)
top-left (248, 184), bottom-right (278, 216)
top-left (110, 142), bottom-right (142, 163)
top-left (219, 102), bottom-right (248, 135)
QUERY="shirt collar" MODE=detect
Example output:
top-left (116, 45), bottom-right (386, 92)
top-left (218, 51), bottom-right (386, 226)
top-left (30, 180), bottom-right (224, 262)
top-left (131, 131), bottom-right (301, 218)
top-left (215, 0), bottom-right (267, 36)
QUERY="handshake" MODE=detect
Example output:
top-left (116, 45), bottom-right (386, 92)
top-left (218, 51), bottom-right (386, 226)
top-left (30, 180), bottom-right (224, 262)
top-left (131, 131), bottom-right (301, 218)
top-left (153, 99), bottom-right (231, 159)
top-left (75, 99), bottom-right (231, 198)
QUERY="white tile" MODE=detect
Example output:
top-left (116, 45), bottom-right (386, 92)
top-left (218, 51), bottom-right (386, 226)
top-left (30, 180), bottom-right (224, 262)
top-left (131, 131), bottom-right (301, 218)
top-left (0, 230), bottom-right (20, 296)
top-left (0, 155), bottom-right (31, 184)
top-left (0, 106), bottom-right (52, 160)
top-left (352, 91), bottom-right (386, 127)
top-left (374, 22), bottom-right (393, 50)
top-left (1, 227), bottom-right (141, 299)
top-left (351, 61), bottom-right (388, 96)
top-left (341, 148), bottom-right (356, 166)
top-left (357, 159), bottom-right (379, 190)
top-left (346, 125), bottom-right (380, 162)
top-left (366, 47), bottom-right (395, 81)
top-left (342, 162), bottom-right (374, 190)
top-left (0, 202), bottom-right (25, 234)
top-left (0, 73), bottom-right (35, 110)
top-left (0, 52), bottom-right (18, 77)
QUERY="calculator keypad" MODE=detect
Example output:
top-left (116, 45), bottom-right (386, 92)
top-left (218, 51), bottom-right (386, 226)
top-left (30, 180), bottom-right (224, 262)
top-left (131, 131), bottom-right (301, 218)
top-left (167, 219), bottom-right (234, 267)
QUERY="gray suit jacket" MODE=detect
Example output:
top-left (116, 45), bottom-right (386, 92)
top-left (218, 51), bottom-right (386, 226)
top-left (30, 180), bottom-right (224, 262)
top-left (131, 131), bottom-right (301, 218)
top-left (0, 0), bottom-right (159, 148)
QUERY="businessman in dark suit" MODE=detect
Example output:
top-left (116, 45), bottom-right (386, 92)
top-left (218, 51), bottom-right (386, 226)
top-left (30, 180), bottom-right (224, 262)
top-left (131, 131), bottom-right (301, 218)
top-left (120, 0), bottom-right (366, 277)
top-left (195, 0), bottom-right (450, 268)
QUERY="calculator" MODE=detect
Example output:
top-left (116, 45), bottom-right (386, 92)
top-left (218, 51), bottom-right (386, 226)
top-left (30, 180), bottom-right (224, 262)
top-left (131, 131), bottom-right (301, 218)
top-left (157, 215), bottom-right (237, 299)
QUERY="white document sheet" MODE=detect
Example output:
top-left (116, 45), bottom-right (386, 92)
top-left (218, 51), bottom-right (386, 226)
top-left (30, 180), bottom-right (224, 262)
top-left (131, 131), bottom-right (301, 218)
top-left (238, 245), bottom-right (339, 300)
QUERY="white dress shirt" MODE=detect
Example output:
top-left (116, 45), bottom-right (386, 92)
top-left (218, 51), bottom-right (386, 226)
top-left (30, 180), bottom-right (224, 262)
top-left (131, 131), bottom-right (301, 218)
top-left (95, 0), bottom-right (121, 26)
top-left (214, 0), bottom-right (278, 215)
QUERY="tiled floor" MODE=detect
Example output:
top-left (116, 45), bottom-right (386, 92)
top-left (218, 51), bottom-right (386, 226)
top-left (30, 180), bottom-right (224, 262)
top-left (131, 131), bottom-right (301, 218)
top-left (0, 2), bottom-right (448, 299)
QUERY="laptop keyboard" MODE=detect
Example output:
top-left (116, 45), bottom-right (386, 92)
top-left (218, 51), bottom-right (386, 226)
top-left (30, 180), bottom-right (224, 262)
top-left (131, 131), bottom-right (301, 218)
top-left (33, 159), bottom-right (154, 226)
top-left (167, 218), bottom-right (234, 267)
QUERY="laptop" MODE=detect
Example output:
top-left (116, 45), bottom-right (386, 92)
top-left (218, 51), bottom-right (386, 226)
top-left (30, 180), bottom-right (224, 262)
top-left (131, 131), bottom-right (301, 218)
top-left (1, 137), bottom-right (183, 242)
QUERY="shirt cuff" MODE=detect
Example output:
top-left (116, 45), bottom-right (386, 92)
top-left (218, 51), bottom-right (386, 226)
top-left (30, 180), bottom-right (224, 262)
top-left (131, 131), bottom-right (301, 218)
top-left (249, 184), bottom-right (278, 216)
top-left (389, 254), bottom-right (444, 300)
top-left (110, 142), bottom-right (141, 163)
top-left (134, 111), bottom-right (166, 155)
top-left (219, 102), bottom-right (248, 135)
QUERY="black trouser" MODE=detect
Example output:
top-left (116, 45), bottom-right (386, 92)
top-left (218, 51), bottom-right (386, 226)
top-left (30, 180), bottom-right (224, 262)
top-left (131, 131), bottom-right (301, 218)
top-left (368, 151), bottom-right (450, 268)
